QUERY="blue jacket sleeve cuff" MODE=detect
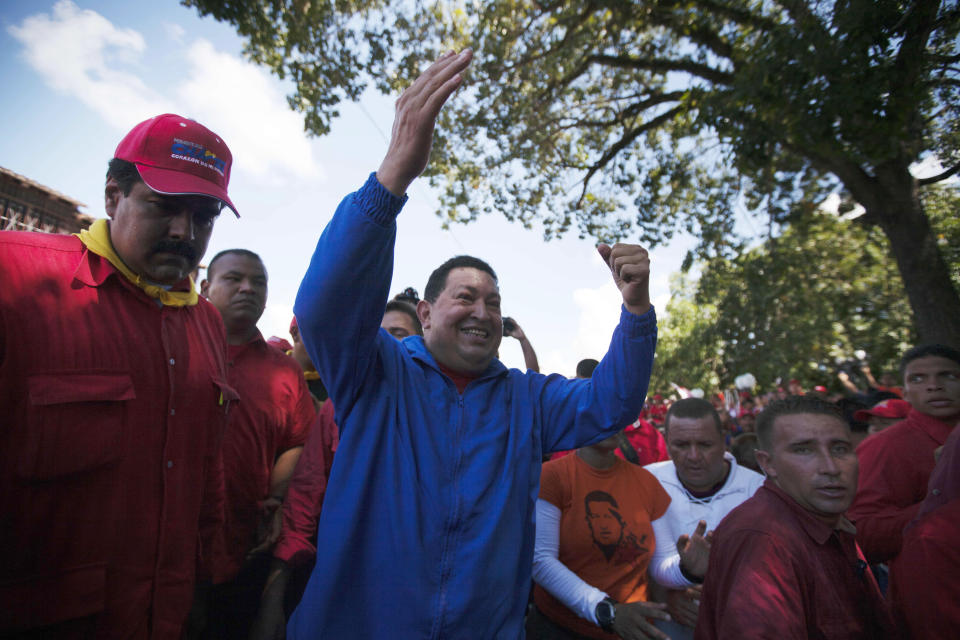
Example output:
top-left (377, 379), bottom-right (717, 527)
top-left (619, 304), bottom-right (657, 336)
top-left (354, 172), bottom-right (408, 226)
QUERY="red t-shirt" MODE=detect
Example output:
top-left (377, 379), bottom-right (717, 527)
top-left (534, 454), bottom-right (670, 639)
top-left (219, 334), bottom-right (316, 575)
top-left (274, 399), bottom-right (339, 567)
top-left (848, 409), bottom-right (955, 563)
top-left (0, 232), bottom-right (234, 637)
top-left (619, 418), bottom-right (668, 465)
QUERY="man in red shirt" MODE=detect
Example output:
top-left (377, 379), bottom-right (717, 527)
top-left (0, 114), bottom-right (239, 638)
top-left (889, 423), bottom-right (960, 639)
top-left (848, 343), bottom-right (960, 563)
top-left (199, 249), bottom-right (316, 638)
top-left (696, 396), bottom-right (894, 639)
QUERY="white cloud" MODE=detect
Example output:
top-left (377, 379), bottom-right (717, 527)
top-left (163, 22), bottom-right (186, 44)
top-left (178, 40), bottom-right (322, 183)
top-left (9, 1), bottom-right (322, 182)
top-left (8, 0), bottom-right (172, 128)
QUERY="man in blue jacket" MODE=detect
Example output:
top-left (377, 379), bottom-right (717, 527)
top-left (288, 49), bottom-right (658, 639)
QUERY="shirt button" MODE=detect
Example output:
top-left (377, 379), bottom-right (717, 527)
top-left (169, 358), bottom-right (175, 365)
top-left (170, 408), bottom-right (176, 416)
top-left (932, 488), bottom-right (941, 496)
top-left (167, 460), bottom-right (174, 469)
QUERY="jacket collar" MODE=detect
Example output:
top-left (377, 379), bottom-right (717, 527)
top-left (405, 335), bottom-right (508, 381)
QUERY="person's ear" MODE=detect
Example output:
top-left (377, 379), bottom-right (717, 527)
top-left (199, 279), bottom-right (211, 298)
top-left (755, 449), bottom-right (774, 478)
top-left (417, 300), bottom-right (432, 330)
top-left (105, 177), bottom-right (122, 219)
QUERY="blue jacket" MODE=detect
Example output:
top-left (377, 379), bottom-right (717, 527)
top-left (290, 174), bottom-right (657, 639)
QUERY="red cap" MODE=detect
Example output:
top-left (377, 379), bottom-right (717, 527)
top-left (853, 399), bottom-right (911, 422)
top-left (814, 385), bottom-right (828, 393)
top-left (114, 114), bottom-right (238, 217)
top-left (266, 336), bottom-right (293, 353)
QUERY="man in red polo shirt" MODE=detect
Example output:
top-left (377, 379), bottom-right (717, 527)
top-left (848, 343), bottom-right (960, 564)
top-left (696, 395), bottom-right (894, 639)
top-left (0, 114), bottom-right (239, 638)
top-left (199, 249), bottom-right (316, 638)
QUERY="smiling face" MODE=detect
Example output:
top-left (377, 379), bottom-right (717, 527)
top-left (667, 414), bottom-right (729, 493)
top-left (756, 412), bottom-right (858, 526)
top-left (903, 355), bottom-right (960, 421)
top-left (106, 179), bottom-right (219, 285)
top-left (417, 267), bottom-right (503, 374)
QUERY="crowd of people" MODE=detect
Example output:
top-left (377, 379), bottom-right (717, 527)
top-left (1, 49), bottom-right (957, 640)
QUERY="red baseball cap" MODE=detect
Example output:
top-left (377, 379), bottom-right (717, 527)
top-left (853, 398), bottom-right (911, 422)
top-left (114, 114), bottom-right (239, 217)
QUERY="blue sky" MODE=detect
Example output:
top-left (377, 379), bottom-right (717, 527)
top-left (1, 0), bottom-right (694, 375)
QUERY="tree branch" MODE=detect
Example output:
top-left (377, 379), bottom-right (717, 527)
top-left (587, 53), bottom-right (733, 85)
top-left (918, 161), bottom-right (960, 185)
top-left (550, 90), bottom-right (687, 129)
top-left (577, 105), bottom-right (686, 205)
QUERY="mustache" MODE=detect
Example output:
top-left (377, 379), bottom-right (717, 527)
top-left (151, 239), bottom-right (198, 262)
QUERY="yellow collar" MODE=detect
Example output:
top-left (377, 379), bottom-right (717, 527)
top-left (75, 219), bottom-right (198, 307)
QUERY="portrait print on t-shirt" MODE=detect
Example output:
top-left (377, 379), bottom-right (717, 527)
top-left (584, 490), bottom-right (651, 565)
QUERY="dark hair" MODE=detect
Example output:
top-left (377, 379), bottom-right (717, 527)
top-left (394, 287), bottom-right (420, 304)
top-left (664, 397), bottom-right (722, 434)
top-left (584, 490), bottom-right (621, 517)
top-left (384, 299), bottom-right (422, 335)
top-left (424, 256), bottom-right (498, 303)
top-left (576, 358), bottom-right (599, 379)
top-left (206, 249), bottom-right (265, 280)
top-left (106, 158), bottom-right (142, 195)
top-left (900, 343), bottom-right (960, 377)
top-left (730, 433), bottom-right (760, 469)
top-left (756, 395), bottom-right (845, 450)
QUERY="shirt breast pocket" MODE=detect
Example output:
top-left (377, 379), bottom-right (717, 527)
top-left (18, 370), bottom-right (136, 481)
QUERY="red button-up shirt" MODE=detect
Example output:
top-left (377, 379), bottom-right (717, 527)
top-left (0, 232), bottom-right (235, 638)
top-left (695, 481), bottom-right (893, 640)
top-left (219, 334), bottom-right (315, 574)
top-left (848, 409), bottom-right (955, 563)
top-left (889, 425), bottom-right (960, 639)
top-left (273, 399), bottom-right (338, 567)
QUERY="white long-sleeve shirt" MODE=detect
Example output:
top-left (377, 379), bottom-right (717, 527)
top-left (645, 453), bottom-right (764, 588)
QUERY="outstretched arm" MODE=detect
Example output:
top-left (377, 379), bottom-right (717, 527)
top-left (294, 50), bottom-right (473, 414)
top-left (539, 243), bottom-right (657, 453)
top-left (376, 49), bottom-right (473, 196)
top-left (597, 243), bottom-right (650, 316)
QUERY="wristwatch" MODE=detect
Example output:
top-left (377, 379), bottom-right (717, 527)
top-left (595, 597), bottom-right (617, 633)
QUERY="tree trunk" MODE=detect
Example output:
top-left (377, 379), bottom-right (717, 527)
top-left (865, 166), bottom-right (960, 347)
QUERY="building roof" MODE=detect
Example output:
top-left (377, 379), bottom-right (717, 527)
top-left (0, 165), bottom-right (86, 209)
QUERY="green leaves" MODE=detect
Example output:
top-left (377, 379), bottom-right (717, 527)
top-left (186, 0), bottom-right (960, 342)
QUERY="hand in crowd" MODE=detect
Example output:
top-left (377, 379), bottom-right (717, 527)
top-left (597, 243), bottom-right (651, 316)
top-left (664, 585), bottom-right (702, 629)
top-left (376, 48), bottom-right (473, 197)
top-left (249, 496), bottom-right (284, 556)
top-left (610, 601), bottom-right (672, 640)
top-left (677, 520), bottom-right (712, 579)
